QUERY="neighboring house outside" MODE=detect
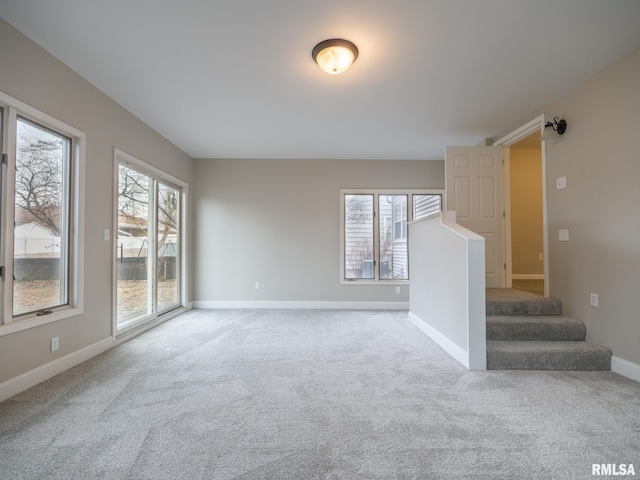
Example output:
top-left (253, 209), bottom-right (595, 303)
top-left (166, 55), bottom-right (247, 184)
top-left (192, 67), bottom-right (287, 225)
top-left (345, 194), bottom-right (441, 280)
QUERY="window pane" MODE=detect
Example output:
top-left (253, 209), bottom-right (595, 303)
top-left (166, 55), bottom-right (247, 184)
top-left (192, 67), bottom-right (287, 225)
top-left (157, 182), bottom-right (179, 312)
top-left (344, 194), bottom-right (374, 279)
top-left (413, 194), bottom-right (442, 220)
top-left (13, 118), bottom-right (70, 317)
top-left (379, 195), bottom-right (408, 280)
top-left (117, 165), bottom-right (152, 324)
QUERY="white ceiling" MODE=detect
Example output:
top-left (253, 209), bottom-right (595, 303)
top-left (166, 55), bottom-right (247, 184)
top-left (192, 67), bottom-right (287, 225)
top-left (1, 0), bottom-right (640, 160)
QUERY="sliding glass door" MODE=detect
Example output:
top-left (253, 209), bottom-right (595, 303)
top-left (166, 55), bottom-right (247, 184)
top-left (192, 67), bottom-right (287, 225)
top-left (157, 181), bottom-right (180, 312)
top-left (116, 161), bottom-right (182, 331)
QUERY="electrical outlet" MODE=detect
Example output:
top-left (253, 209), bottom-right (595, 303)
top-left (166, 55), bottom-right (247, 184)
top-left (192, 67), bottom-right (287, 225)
top-left (556, 176), bottom-right (567, 189)
top-left (255, 282), bottom-right (260, 290)
top-left (104, 229), bottom-right (110, 241)
top-left (51, 337), bottom-right (59, 352)
top-left (538, 253), bottom-right (544, 261)
top-left (395, 287), bottom-right (401, 294)
top-left (590, 294), bottom-right (599, 307)
top-left (559, 229), bottom-right (569, 242)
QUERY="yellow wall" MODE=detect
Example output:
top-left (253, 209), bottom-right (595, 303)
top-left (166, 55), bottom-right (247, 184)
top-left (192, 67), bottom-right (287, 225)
top-left (510, 148), bottom-right (543, 276)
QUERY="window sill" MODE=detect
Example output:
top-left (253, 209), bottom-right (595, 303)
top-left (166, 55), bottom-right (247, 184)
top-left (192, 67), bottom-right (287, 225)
top-left (0, 307), bottom-right (83, 337)
top-left (341, 279), bottom-right (410, 286)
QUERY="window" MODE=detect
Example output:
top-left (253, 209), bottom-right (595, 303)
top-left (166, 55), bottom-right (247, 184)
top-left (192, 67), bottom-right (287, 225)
top-left (341, 189), bottom-right (443, 283)
top-left (392, 196), bottom-right (407, 241)
top-left (413, 194), bottom-right (442, 220)
top-left (115, 150), bottom-right (184, 334)
top-left (0, 92), bottom-right (85, 334)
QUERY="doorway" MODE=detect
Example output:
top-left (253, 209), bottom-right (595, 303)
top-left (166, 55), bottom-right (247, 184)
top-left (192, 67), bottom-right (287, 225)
top-left (507, 133), bottom-right (544, 295)
top-left (493, 115), bottom-right (548, 297)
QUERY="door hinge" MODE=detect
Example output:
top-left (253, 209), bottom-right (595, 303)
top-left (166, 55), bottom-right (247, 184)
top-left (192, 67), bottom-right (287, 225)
top-left (504, 263), bottom-right (507, 270)
top-left (503, 211), bottom-right (505, 218)
top-left (1, 153), bottom-right (7, 165)
top-left (0, 266), bottom-right (4, 281)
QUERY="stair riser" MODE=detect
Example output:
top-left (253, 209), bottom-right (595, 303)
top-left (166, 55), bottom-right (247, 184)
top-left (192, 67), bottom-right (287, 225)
top-left (486, 325), bottom-right (586, 342)
top-left (487, 352), bottom-right (611, 371)
top-left (486, 302), bottom-right (562, 316)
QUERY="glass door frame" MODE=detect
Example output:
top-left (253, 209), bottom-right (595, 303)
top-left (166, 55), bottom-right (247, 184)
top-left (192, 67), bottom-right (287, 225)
top-left (113, 149), bottom-right (187, 337)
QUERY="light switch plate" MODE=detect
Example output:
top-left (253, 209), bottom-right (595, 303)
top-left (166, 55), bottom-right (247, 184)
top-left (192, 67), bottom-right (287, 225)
top-left (559, 229), bottom-right (569, 241)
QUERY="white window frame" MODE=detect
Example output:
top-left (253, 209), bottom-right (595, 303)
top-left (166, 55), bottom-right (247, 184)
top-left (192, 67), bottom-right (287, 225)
top-left (340, 189), bottom-right (444, 285)
top-left (0, 91), bottom-right (85, 336)
top-left (113, 149), bottom-right (188, 337)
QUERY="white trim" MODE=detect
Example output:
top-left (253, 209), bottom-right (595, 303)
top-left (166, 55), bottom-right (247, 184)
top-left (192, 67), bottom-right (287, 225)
top-left (114, 149), bottom-right (186, 188)
top-left (493, 115), bottom-right (545, 147)
top-left (113, 148), bottom-right (188, 336)
top-left (114, 307), bottom-right (187, 343)
top-left (192, 300), bottom-right (409, 310)
top-left (0, 91), bottom-right (86, 335)
top-left (503, 148), bottom-right (513, 288)
top-left (611, 356), bottom-right (640, 383)
top-left (511, 274), bottom-right (545, 280)
top-left (408, 311), bottom-right (469, 368)
top-left (0, 337), bottom-right (113, 402)
top-left (0, 306), bottom-right (189, 402)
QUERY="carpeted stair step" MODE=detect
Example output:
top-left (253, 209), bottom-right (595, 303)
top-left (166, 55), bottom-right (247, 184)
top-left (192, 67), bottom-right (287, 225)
top-left (486, 340), bottom-right (612, 370)
top-left (486, 288), bottom-right (562, 316)
top-left (487, 315), bottom-right (586, 341)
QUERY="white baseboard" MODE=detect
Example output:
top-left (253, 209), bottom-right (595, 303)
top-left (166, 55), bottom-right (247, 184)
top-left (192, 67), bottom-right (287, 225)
top-left (408, 311), bottom-right (469, 369)
top-left (192, 300), bottom-right (410, 310)
top-left (511, 274), bottom-right (545, 280)
top-left (611, 356), bottom-right (640, 383)
top-left (0, 337), bottom-right (114, 402)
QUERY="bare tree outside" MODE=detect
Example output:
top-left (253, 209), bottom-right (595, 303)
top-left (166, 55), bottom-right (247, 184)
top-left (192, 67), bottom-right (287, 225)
top-left (117, 165), bottom-right (180, 324)
top-left (12, 118), bottom-right (69, 316)
top-left (10, 118), bottom-right (183, 322)
top-left (15, 119), bottom-right (67, 236)
top-left (117, 166), bottom-right (178, 251)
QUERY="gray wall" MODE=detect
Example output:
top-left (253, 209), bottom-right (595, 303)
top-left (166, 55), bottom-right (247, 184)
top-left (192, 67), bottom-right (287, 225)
top-left (0, 19), bottom-right (194, 383)
top-left (193, 158), bottom-right (444, 304)
top-left (530, 47), bottom-right (640, 365)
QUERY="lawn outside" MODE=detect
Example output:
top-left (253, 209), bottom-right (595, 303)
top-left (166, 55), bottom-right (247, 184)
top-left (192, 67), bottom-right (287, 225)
top-left (13, 279), bottom-right (179, 319)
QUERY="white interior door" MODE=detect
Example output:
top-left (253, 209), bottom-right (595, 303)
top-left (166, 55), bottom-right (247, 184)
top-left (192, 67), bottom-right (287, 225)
top-left (445, 146), bottom-right (505, 288)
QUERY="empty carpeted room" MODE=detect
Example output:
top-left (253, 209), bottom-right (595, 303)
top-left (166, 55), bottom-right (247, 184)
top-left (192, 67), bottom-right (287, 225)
top-left (1, 2), bottom-right (640, 479)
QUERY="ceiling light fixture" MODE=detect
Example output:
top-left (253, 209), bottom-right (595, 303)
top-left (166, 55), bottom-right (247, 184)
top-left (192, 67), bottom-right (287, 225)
top-left (541, 116), bottom-right (567, 140)
top-left (312, 39), bottom-right (358, 75)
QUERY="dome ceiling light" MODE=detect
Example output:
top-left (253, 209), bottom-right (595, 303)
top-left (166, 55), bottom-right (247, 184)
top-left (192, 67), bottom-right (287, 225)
top-left (312, 39), bottom-right (358, 75)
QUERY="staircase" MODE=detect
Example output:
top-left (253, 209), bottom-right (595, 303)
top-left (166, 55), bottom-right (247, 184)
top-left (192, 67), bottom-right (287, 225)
top-left (485, 289), bottom-right (612, 370)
